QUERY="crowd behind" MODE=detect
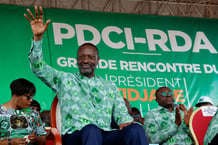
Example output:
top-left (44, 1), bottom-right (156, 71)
top-left (0, 5), bottom-right (217, 145)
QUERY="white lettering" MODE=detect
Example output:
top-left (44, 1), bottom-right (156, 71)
top-left (75, 24), bottom-right (101, 45)
top-left (146, 29), bottom-right (170, 51)
top-left (193, 32), bottom-right (217, 53)
top-left (102, 26), bottom-right (125, 49)
top-left (53, 23), bottom-right (75, 45)
top-left (168, 30), bottom-right (192, 52)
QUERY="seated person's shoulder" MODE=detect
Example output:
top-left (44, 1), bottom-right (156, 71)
top-left (0, 105), bottom-right (5, 112)
top-left (97, 76), bottom-right (117, 87)
top-left (144, 108), bottom-right (160, 120)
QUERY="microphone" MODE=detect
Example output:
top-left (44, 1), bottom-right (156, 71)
top-left (173, 103), bottom-right (179, 107)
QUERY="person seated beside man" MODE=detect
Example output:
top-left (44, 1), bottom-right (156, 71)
top-left (195, 96), bottom-right (214, 108)
top-left (0, 78), bottom-right (47, 145)
top-left (131, 107), bottom-right (144, 125)
top-left (40, 110), bottom-right (51, 128)
top-left (143, 86), bottom-right (194, 145)
top-left (30, 99), bottom-right (41, 113)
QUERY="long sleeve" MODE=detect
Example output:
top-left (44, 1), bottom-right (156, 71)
top-left (143, 106), bottom-right (193, 145)
top-left (204, 110), bottom-right (218, 145)
top-left (28, 40), bottom-right (66, 94)
top-left (28, 40), bottom-right (133, 134)
top-left (110, 83), bottom-right (133, 126)
top-left (143, 109), bottom-right (178, 144)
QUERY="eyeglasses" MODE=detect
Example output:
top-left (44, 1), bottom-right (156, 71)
top-left (131, 114), bottom-right (140, 118)
top-left (24, 94), bottom-right (34, 100)
top-left (161, 91), bottom-right (174, 97)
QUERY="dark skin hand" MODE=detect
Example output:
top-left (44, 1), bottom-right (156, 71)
top-left (119, 121), bottom-right (135, 130)
top-left (183, 106), bottom-right (194, 127)
top-left (24, 5), bottom-right (51, 41)
top-left (29, 132), bottom-right (37, 144)
top-left (8, 132), bottom-right (44, 145)
top-left (10, 138), bottom-right (26, 145)
top-left (175, 104), bottom-right (193, 127)
top-left (175, 106), bottom-right (182, 126)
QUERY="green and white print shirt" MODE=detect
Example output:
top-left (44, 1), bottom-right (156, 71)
top-left (0, 105), bottom-right (46, 142)
top-left (204, 110), bottom-right (218, 145)
top-left (143, 105), bottom-right (193, 145)
top-left (29, 40), bottom-right (133, 135)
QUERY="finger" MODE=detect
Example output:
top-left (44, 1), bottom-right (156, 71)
top-left (119, 124), bottom-right (125, 130)
top-left (120, 127), bottom-right (123, 130)
top-left (188, 107), bottom-right (194, 114)
top-left (27, 8), bottom-right (35, 20)
top-left (24, 13), bottom-right (31, 22)
top-left (179, 104), bottom-right (183, 110)
top-left (35, 5), bottom-right (39, 19)
top-left (44, 19), bottom-right (51, 30)
top-left (176, 106), bottom-right (180, 112)
top-left (18, 138), bottom-right (26, 144)
top-left (176, 106), bottom-right (181, 116)
top-left (19, 140), bottom-right (26, 145)
top-left (31, 131), bottom-right (36, 135)
top-left (179, 104), bottom-right (187, 111)
top-left (39, 6), bottom-right (43, 19)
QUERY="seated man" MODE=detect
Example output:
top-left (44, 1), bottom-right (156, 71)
top-left (24, 6), bottom-right (149, 145)
top-left (204, 109), bottom-right (218, 145)
top-left (143, 86), bottom-right (194, 145)
top-left (0, 78), bottom-right (47, 145)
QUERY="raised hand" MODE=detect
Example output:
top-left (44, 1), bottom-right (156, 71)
top-left (184, 107), bottom-right (193, 127)
top-left (175, 106), bottom-right (182, 126)
top-left (24, 6), bottom-right (51, 41)
top-left (179, 104), bottom-right (193, 126)
top-left (179, 104), bottom-right (187, 112)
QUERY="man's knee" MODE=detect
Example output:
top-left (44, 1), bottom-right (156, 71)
top-left (121, 123), bottom-right (149, 145)
top-left (126, 123), bottom-right (144, 134)
top-left (82, 124), bottom-right (102, 135)
top-left (81, 124), bottom-right (103, 145)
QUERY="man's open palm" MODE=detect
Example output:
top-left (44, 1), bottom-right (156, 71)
top-left (24, 6), bottom-right (51, 41)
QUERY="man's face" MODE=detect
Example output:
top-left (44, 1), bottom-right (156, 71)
top-left (156, 87), bottom-right (174, 108)
top-left (77, 44), bottom-right (99, 78)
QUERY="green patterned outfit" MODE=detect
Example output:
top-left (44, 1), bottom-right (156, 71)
top-left (143, 106), bottom-right (193, 145)
top-left (204, 110), bottom-right (218, 145)
top-left (0, 105), bottom-right (46, 144)
top-left (28, 40), bottom-right (133, 135)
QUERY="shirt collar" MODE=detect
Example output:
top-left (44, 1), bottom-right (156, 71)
top-left (156, 105), bottom-right (176, 112)
top-left (78, 72), bottom-right (96, 80)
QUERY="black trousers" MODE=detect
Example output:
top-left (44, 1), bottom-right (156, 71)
top-left (62, 123), bottom-right (149, 145)
top-left (208, 133), bottom-right (218, 145)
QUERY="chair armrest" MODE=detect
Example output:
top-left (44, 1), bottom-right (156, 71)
top-left (50, 128), bottom-right (62, 145)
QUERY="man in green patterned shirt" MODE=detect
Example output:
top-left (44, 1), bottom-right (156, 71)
top-left (24, 6), bottom-right (149, 145)
top-left (204, 109), bottom-right (218, 145)
top-left (0, 78), bottom-right (47, 145)
top-left (143, 86), bottom-right (194, 145)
